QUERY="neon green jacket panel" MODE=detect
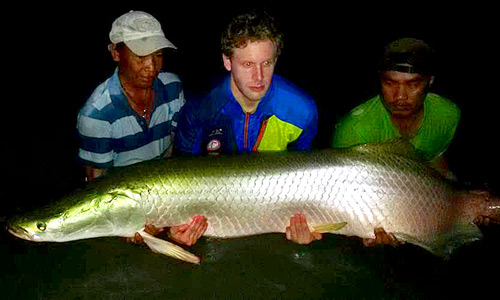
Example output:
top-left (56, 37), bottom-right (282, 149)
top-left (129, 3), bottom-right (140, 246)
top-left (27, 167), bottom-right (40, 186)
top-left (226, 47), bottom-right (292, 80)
top-left (257, 115), bottom-right (303, 151)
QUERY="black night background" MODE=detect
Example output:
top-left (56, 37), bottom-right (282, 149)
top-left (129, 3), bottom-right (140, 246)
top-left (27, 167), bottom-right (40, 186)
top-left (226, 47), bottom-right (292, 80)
top-left (2, 2), bottom-right (499, 299)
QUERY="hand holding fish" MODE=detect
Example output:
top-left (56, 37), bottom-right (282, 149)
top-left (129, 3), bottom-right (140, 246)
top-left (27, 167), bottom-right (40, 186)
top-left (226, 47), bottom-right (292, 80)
top-left (472, 190), bottom-right (500, 227)
top-left (126, 224), bottom-right (165, 244)
top-left (474, 215), bottom-right (500, 227)
top-left (9, 144), bottom-right (500, 263)
top-left (127, 216), bottom-right (208, 246)
top-left (169, 215), bottom-right (208, 246)
top-left (285, 213), bottom-right (323, 244)
top-left (363, 227), bottom-right (405, 247)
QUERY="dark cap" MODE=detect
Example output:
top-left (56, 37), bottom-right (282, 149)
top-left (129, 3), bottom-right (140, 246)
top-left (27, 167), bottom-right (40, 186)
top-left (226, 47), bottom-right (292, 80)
top-left (380, 38), bottom-right (435, 75)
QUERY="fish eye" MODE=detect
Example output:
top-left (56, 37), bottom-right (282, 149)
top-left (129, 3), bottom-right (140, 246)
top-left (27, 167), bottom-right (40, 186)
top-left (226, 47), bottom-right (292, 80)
top-left (37, 222), bottom-right (47, 232)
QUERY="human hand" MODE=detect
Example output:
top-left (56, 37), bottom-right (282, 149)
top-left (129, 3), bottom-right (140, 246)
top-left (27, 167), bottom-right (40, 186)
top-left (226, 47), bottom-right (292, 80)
top-left (474, 216), bottom-right (495, 227)
top-left (470, 190), bottom-right (500, 227)
top-left (126, 224), bottom-right (164, 244)
top-left (363, 227), bottom-right (404, 247)
top-left (285, 213), bottom-right (322, 244)
top-left (169, 215), bottom-right (208, 246)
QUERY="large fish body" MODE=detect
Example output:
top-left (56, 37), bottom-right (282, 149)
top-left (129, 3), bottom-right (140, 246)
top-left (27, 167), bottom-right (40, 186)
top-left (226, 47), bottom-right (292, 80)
top-left (8, 143), bottom-right (499, 261)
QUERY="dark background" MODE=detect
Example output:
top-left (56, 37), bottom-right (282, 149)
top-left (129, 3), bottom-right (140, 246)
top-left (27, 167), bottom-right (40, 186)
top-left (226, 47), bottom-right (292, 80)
top-left (2, 2), bottom-right (500, 299)
top-left (6, 2), bottom-right (500, 203)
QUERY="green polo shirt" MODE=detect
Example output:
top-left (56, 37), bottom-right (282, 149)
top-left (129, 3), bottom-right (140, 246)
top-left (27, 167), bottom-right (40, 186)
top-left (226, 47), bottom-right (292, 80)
top-left (331, 93), bottom-right (460, 161)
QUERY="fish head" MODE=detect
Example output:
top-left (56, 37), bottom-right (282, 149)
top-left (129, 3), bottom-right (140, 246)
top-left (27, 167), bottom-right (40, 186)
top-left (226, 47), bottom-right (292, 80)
top-left (8, 188), bottom-right (144, 242)
top-left (8, 216), bottom-right (49, 242)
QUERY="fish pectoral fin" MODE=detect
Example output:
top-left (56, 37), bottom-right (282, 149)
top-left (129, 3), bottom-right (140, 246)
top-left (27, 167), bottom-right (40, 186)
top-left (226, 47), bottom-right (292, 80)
top-left (311, 222), bottom-right (347, 233)
top-left (137, 229), bottom-right (200, 264)
top-left (392, 233), bottom-right (427, 249)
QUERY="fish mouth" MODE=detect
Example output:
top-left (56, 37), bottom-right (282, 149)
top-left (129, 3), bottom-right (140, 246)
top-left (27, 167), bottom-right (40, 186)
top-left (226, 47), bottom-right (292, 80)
top-left (7, 225), bottom-right (32, 241)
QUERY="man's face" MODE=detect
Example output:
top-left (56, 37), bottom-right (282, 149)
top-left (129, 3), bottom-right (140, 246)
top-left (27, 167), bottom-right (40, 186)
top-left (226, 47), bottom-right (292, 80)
top-left (222, 39), bottom-right (278, 108)
top-left (380, 71), bottom-right (432, 118)
top-left (112, 45), bottom-right (164, 89)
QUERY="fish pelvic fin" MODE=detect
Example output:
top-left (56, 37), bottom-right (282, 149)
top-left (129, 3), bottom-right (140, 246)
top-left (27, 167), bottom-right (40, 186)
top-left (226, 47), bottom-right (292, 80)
top-left (137, 229), bottom-right (200, 264)
top-left (312, 222), bottom-right (347, 233)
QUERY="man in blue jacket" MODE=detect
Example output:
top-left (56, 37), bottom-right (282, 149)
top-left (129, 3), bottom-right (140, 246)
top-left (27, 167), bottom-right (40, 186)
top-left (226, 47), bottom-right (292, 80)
top-left (175, 10), bottom-right (320, 244)
top-left (175, 11), bottom-right (318, 156)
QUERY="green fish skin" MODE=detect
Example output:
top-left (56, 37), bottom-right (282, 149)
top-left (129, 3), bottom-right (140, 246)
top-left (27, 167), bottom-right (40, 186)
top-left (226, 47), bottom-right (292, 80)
top-left (8, 142), bottom-right (500, 263)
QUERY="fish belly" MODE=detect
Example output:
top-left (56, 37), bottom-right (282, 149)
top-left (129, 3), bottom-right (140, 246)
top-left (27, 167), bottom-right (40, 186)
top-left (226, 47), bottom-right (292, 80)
top-left (133, 149), bottom-right (452, 247)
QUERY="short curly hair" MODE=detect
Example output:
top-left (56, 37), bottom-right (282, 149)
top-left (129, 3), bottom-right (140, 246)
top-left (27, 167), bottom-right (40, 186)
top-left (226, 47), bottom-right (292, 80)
top-left (221, 10), bottom-right (284, 57)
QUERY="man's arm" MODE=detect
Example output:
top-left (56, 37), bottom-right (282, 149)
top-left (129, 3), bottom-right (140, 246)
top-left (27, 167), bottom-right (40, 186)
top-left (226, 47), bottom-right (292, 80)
top-left (77, 109), bottom-right (114, 180)
top-left (174, 101), bottom-right (204, 156)
top-left (290, 102), bottom-right (318, 151)
top-left (429, 156), bottom-right (457, 180)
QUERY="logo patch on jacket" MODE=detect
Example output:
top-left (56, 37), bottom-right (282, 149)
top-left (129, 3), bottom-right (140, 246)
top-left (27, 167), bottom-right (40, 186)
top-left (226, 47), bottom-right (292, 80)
top-left (206, 128), bottom-right (224, 154)
top-left (207, 139), bottom-right (221, 152)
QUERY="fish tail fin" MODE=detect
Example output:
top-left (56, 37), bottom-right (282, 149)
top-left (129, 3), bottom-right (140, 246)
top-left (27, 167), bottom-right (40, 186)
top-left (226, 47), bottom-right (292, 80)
top-left (312, 222), bottom-right (347, 233)
top-left (138, 229), bottom-right (200, 264)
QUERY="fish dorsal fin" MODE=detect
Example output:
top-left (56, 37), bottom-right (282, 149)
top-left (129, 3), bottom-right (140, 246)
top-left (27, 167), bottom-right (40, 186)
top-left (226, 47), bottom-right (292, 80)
top-left (353, 139), bottom-right (420, 161)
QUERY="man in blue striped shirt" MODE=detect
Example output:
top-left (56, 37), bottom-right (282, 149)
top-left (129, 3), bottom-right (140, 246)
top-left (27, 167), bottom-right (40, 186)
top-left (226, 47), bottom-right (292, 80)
top-left (77, 11), bottom-right (184, 181)
top-left (77, 11), bottom-right (207, 246)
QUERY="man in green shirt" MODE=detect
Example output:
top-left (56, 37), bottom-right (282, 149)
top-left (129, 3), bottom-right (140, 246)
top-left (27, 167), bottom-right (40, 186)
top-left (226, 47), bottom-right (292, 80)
top-left (332, 38), bottom-right (460, 247)
top-left (332, 38), bottom-right (460, 175)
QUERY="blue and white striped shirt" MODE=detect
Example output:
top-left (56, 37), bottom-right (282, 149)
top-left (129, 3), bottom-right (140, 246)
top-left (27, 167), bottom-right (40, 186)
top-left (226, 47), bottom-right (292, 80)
top-left (77, 69), bottom-right (185, 168)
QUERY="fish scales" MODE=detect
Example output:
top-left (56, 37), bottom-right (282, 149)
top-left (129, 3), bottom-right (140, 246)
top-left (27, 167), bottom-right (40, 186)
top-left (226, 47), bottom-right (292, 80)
top-left (103, 146), bottom-right (452, 242)
top-left (10, 142), bottom-right (497, 260)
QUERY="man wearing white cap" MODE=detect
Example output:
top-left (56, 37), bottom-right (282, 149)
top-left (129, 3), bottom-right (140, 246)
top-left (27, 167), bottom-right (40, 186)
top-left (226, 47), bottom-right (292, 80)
top-left (77, 11), bottom-right (207, 246)
top-left (78, 10), bottom-right (181, 180)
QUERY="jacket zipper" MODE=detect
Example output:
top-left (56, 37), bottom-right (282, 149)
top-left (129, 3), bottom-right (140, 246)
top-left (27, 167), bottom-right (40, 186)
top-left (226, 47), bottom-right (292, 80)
top-left (244, 113), bottom-right (250, 150)
top-left (252, 118), bottom-right (269, 152)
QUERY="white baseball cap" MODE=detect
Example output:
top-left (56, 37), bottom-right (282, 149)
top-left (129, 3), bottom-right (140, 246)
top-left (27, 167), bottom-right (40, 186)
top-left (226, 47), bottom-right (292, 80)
top-left (109, 10), bottom-right (177, 56)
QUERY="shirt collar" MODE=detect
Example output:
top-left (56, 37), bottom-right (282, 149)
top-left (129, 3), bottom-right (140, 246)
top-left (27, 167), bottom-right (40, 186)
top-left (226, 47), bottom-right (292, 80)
top-left (108, 68), bottom-right (162, 110)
